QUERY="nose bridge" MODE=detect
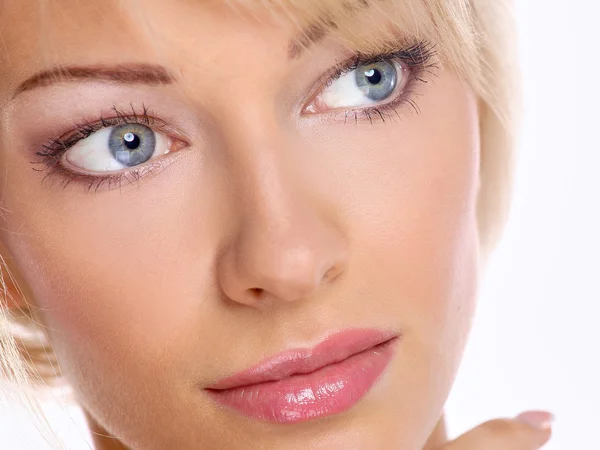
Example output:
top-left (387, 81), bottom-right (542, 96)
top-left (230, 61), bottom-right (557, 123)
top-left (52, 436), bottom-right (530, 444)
top-left (216, 121), bottom-right (348, 307)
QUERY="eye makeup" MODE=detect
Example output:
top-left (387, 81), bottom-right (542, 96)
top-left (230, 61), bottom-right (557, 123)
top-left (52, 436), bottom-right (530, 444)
top-left (302, 40), bottom-right (438, 124)
top-left (32, 104), bottom-right (190, 192)
top-left (29, 39), bottom-right (438, 192)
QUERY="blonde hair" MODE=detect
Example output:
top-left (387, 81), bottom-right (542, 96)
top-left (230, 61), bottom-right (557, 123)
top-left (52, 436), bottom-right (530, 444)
top-left (0, 0), bottom-right (518, 444)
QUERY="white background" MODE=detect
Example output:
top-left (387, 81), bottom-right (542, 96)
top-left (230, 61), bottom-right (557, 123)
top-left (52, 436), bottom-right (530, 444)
top-left (446, 0), bottom-right (600, 448)
top-left (1, 0), bottom-right (599, 448)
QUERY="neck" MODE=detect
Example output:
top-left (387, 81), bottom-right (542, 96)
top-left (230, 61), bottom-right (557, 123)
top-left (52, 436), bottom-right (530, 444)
top-left (84, 410), bottom-right (448, 450)
top-left (423, 414), bottom-right (449, 450)
top-left (84, 411), bottom-right (130, 450)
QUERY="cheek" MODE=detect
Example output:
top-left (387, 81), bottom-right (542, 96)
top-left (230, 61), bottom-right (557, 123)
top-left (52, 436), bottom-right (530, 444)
top-left (381, 77), bottom-right (481, 441)
top-left (364, 76), bottom-right (480, 352)
top-left (0, 171), bottom-right (223, 394)
top-left (304, 72), bottom-right (481, 339)
top-left (301, 72), bottom-right (480, 439)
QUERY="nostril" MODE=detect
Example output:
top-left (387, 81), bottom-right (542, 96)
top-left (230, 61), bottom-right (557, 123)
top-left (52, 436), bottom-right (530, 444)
top-left (324, 267), bottom-right (336, 282)
top-left (323, 263), bottom-right (345, 283)
top-left (249, 288), bottom-right (263, 299)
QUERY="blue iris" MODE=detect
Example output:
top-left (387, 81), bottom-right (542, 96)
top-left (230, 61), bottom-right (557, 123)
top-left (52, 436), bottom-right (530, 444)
top-left (109, 124), bottom-right (156, 167)
top-left (355, 61), bottom-right (398, 101)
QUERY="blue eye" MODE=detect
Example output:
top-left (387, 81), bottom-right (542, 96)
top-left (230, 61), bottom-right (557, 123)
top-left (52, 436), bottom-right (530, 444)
top-left (306, 59), bottom-right (408, 112)
top-left (109, 124), bottom-right (156, 167)
top-left (354, 61), bottom-right (398, 101)
top-left (64, 123), bottom-right (172, 173)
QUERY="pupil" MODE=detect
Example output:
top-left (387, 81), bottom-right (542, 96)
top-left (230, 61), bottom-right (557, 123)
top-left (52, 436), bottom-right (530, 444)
top-left (123, 132), bottom-right (140, 150)
top-left (355, 61), bottom-right (396, 102)
top-left (365, 68), bottom-right (382, 85)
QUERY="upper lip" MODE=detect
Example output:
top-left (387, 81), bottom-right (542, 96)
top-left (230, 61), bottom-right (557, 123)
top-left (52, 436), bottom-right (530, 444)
top-left (205, 328), bottom-right (399, 390)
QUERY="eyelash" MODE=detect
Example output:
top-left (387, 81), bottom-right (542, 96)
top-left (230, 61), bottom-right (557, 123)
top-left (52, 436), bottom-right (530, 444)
top-left (313, 40), bottom-right (438, 124)
top-left (33, 104), bottom-right (182, 192)
top-left (32, 40), bottom-right (438, 192)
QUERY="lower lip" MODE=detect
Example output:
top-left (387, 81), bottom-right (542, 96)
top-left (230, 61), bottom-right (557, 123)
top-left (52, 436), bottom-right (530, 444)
top-left (205, 337), bottom-right (398, 424)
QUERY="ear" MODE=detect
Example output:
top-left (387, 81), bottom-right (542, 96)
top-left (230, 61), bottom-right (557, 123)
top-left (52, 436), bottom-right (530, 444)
top-left (0, 241), bottom-right (33, 311)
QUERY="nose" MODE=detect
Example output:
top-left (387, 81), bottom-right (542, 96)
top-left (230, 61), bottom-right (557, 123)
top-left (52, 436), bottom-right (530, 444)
top-left (216, 168), bottom-right (349, 308)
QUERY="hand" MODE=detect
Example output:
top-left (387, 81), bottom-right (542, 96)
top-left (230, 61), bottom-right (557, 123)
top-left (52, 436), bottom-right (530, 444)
top-left (437, 411), bottom-right (554, 450)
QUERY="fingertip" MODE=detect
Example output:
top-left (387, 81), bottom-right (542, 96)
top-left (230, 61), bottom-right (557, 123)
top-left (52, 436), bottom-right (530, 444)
top-left (515, 410), bottom-right (555, 431)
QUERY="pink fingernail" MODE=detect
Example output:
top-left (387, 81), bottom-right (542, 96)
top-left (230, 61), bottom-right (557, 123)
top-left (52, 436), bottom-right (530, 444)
top-left (515, 411), bottom-right (555, 430)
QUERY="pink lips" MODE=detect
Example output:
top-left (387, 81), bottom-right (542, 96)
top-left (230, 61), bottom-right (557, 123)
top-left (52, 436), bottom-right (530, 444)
top-left (204, 328), bottom-right (400, 424)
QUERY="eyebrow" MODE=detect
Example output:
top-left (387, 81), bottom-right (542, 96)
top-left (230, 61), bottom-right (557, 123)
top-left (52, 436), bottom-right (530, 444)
top-left (13, 63), bottom-right (175, 98)
top-left (287, 0), bottom-right (375, 59)
top-left (287, 20), bottom-right (337, 59)
top-left (14, 25), bottom-right (331, 97)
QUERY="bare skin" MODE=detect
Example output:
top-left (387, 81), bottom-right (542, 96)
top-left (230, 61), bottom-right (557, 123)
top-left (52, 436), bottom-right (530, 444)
top-left (0, 1), bottom-right (552, 449)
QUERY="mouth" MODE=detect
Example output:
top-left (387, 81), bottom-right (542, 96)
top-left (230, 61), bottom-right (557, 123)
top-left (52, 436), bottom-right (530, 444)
top-left (204, 328), bottom-right (401, 424)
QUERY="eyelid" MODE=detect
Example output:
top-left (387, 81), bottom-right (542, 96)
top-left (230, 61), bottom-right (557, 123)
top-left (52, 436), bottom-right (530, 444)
top-left (32, 105), bottom-right (191, 192)
top-left (307, 60), bottom-right (411, 114)
top-left (300, 56), bottom-right (364, 115)
top-left (60, 126), bottom-right (186, 176)
top-left (52, 111), bottom-right (184, 151)
top-left (38, 105), bottom-right (190, 161)
top-left (44, 151), bottom-right (185, 193)
top-left (300, 40), bottom-right (437, 116)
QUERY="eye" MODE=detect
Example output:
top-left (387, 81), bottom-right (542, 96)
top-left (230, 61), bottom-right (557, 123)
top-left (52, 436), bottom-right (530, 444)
top-left (305, 59), bottom-right (409, 113)
top-left (63, 123), bottom-right (174, 173)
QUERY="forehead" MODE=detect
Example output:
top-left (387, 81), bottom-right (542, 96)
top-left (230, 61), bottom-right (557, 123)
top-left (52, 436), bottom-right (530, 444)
top-left (0, 1), bottom-right (289, 67)
top-left (0, 0), bottom-right (438, 99)
top-left (0, 2), bottom-right (274, 103)
top-left (0, 0), bottom-right (435, 59)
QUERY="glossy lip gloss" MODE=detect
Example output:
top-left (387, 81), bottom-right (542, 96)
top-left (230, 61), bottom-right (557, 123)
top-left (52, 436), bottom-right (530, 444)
top-left (204, 328), bottom-right (400, 424)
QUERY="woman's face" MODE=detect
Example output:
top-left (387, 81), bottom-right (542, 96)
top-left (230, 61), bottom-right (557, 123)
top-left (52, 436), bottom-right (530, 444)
top-left (0, 1), bottom-right (480, 449)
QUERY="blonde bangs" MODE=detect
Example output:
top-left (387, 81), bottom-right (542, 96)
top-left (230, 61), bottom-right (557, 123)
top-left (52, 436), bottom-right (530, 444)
top-left (227, 0), bottom-right (480, 76)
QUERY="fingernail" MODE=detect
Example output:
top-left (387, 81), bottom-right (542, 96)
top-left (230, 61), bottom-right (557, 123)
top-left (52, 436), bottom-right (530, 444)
top-left (515, 410), bottom-right (555, 430)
